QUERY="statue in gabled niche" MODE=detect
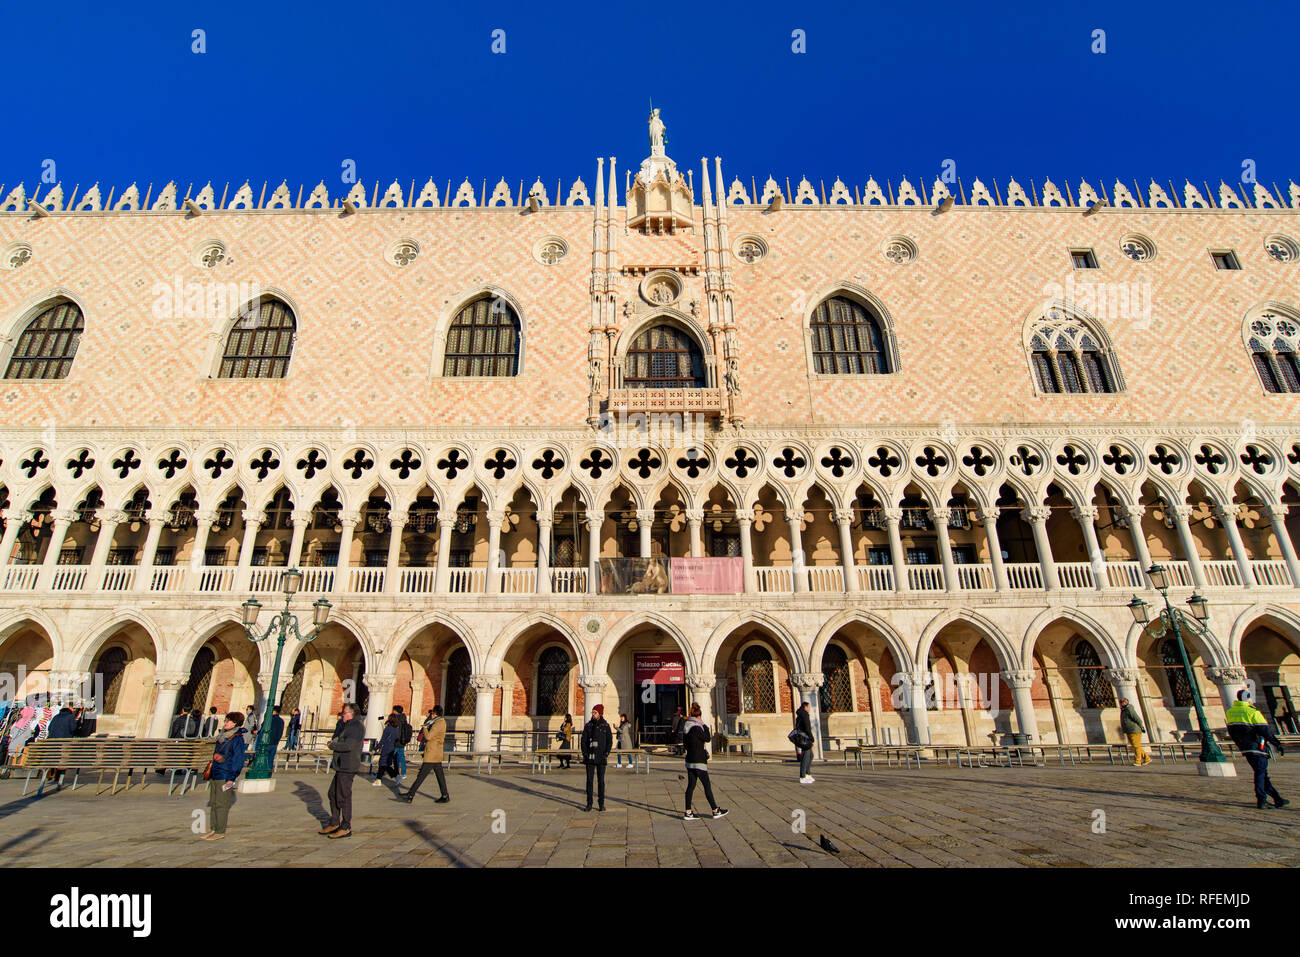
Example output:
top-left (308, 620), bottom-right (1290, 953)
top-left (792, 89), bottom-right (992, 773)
top-left (588, 332), bottom-right (604, 394)
top-left (725, 356), bottom-right (741, 395)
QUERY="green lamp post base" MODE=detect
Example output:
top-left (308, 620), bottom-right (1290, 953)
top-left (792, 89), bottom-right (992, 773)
top-left (239, 777), bottom-right (277, 794)
top-left (1197, 759), bottom-right (1236, 778)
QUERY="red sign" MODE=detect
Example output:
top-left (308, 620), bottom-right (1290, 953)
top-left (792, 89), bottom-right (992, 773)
top-left (634, 653), bottom-right (685, 684)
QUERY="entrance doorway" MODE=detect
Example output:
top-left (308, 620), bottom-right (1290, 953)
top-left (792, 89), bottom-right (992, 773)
top-left (634, 652), bottom-right (685, 745)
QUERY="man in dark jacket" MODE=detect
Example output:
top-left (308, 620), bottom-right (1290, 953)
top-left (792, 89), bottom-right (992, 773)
top-left (46, 706), bottom-right (78, 739)
top-left (200, 707), bottom-right (220, 737)
top-left (1226, 690), bottom-right (1289, 810)
top-left (266, 706), bottom-right (285, 769)
top-left (580, 704), bottom-right (613, 812)
top-left (202, 712), bottom-right (248, 841)
top-left (322, 703), bottom-right (363, 838)
top-left (1119, 697), bottom-right (1150, 766)
top-left (168, 706), bottom-right (191, 738)
top-left (794, 701), bottom-right (816, 783)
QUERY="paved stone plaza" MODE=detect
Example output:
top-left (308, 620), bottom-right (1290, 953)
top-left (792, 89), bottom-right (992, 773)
top-left (0, 757), bottom-right (1296, 868)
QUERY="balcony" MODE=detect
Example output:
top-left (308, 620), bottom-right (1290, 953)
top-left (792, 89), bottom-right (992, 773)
top-left (605, 387), bottom-right (726, 416)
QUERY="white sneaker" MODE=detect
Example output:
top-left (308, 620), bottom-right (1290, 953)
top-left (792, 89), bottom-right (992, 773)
top-left (799, 775), bottom-right (814, 784)
top-left (372, 778), bottom-right (383, 787)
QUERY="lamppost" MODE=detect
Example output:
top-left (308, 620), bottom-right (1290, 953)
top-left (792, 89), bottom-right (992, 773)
top-left (1126, 563), bottom-right (1235, 778)
top-left (238, 568), bottom-right (332, 792)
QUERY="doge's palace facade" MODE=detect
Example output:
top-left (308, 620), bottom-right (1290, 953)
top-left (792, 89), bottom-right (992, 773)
top-left (1, 114), bottom-right (1299, 753)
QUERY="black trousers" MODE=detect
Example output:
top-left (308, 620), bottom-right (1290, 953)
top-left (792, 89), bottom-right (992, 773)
top-left (685, 768), bottom-right (716, 811)
top-left (408, 761), bottom-right (448, 799)
top-left (327, 771), bottom-right (355, 828)
top-left (585, 761), bottom-right (606, 807)
top-left (1245, 753), bottom-right (1283, 805)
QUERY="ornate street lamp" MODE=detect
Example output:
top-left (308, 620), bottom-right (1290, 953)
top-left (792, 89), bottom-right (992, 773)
top-left (1127, 563), bottom-right (1233, 777)
top-left (239, 568), bottom-right (331, 790)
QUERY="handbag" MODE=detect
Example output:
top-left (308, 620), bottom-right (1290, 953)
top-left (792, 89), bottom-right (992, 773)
top-left (787, 728), bottom-right (812, 750)
top-left (202, 760), bottom-right (213, 781)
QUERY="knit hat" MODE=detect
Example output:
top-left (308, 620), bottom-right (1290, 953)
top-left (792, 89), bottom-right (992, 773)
top-left (592, 704), bottom-right (604, 715)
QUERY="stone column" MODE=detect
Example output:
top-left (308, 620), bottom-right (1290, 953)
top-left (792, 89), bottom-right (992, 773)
top-left (931, 507), bottom-right (958, 593)
top-left (1072, 505), bottom-right (1107, 590)
top-left (233, 510), bottom-right (265, 593)
top-left (36, 510), bottom-right (77, 590)
top-left (187, 510), bottom-right (218, 590)
top-left (636, 509), bottom-right (654, 559)
top-left (470, 674), bottom-right (503, 752)
top-left (536, 515), bottom-right (553, 594)
top-left (834, 508), bottom-right (859, 592)
top-left (1263, 502), bottom-right (1300, 587)
top-left (87, 509), bottom-right (126, 589)
top-left (884, 507), bottom-right (908, 593)
top-left (1123, 504), bottom-right (1154, 576)
top-left (736, 508), bottom-right (756, 593)
top-left (132, 517), bottom-right (167, 592)
top-left (484, 509), bottom-right (504, 594)
top-left (585, 509), bottom-right (602, 595)
top-left (787, 507), bottom-right (807, 592)
top-left (1213, 502), bottom-right (1254, 589)
top-left (332, 513), bottom-right (358, 594)
top-left (790, 672), bottom-right (825, 760)
top-left (147, 672), bottom-right (190, 737)
top-left (1000, 670), bottom-right (1039, 742)
top-left (686, 508), bottom-right (704, 558)
top-left (1104, 667), bottom-right (1140, 704)
top-left (0, 513), bottom-right (23, 567)
top-left (286, 510), bottom-right (312, 569)
top-left (901, 673), bottom-right (931, 745)
top-left (713, 674), bottom-right (729, 734)
top-left (1024, 505), bottom-right (1057, 591)
top-left (686, 674), bottom-right (716, 741)
top-left (1206, 666), bottom-right (1249, 712)
top-left (363, 674), bottom-right (396, 739)
top-left (383, 511), bottom-right (407, 595)
top-left (434, 515), bottom-right (455, 593)
top-left (978, 506), bottom-right (1009, 592)
top-left (577, 675), bottom-right (608, 713)
top-left (1170, 504), bottom-right (1208, 589)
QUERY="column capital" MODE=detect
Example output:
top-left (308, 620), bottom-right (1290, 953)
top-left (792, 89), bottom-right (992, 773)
top-left (789, 672), bottom-right (824, 691)
top-left (832, 508), bottom-right (855, 526)
top-left (684, 508), bottom-right (705, 523)
top-left (1070, 505), bottom-right (1099, 522)
top-left (577, 674), bottom-right (610, 692)
top-left (152, 671), bottom-right (191, 690)
top-left (1103, 668), bottom-right (1139, 686)
top-left (339, 512), bottom-right (361, 529)
top-left (976, 505), bottom-right (1000, 523)
top-left (388, 511), bottom-right (409, 527)
top-left (1122, 503), bottom-right (1145, 520)
top-left (882, 507), bottom-right (903, 525)
top-left (292, 509), bottom-right (315, 526)
top-left (999, 670), bottom-right (1035, 690)
top-left (241, 509), bottom-right (265, 526)
top-left (146, 515), bottom-right (169, 529)
top-left (1205, 666), bottom-right (1248, 683)
top-left (469, 673), bottom-right (503, 692)
top-left (363, 673), bottom-right (397, 693)
top-left (684, 674), bottom-right (715, 693)
top-left (1262, 501), bottom-right (1290, 522)
top-left (1022, 505), bottom-right (1051, 524)
top-left (1211, 501), bottom-right (1242, 522)
top-left (786, 507), bottom-right (806, 524)
top-left (51, 509), bottom-right (79, 525)
top-left (734, 508), bottom-right (755, 524)
top-left (536, 514), bottom-right (555, 529)
top-left (634, 508), bottom-right (655, 525)
top-left (1169, 503), bottom-right (1194, 521)
top-left (194, 509), bottom-right (220, 527)
top-left (928, 507), bottom-right (952, 524)
top-left (584, 509), bottom-right (603, 529)
top-left (99, 509), bottom-right (128, 526)
top-left (437, 515), bottom-right (456, 532)
top-left (485, 509), bottom-right (506, 526)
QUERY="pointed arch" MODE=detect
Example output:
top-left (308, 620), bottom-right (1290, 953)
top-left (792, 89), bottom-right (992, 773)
top-left (802, 281), bottom-right (901, 376)
top-left (2, 291), bottom-right (87, 381)
top-left (381, 610), bottom-right (481, 674)
top-left (1021, 606), bottom-right (1125, 670)
top-left (917, 608), bottom-right (1017, 674)
top-left (71, 608), bottom-right (164, 672)
top-left (1226, 603), bottom-right (1300, 665)
top-left (484, 611), bottom-right (588, 675)
top-left (1241, 301), bottom-right (1300, 394)
top-left (702, 611), bottom-right (806, 674)
top-left (811, 609), bottom-right (914, 676)
top-left (1022, 300), bottom-right (1125, 394)
top-left (434, 286), bottom-right (526, 378)
top-left (593, 612), bottom-right (696, 675)
top-left (211, 292), bottom-right (298, 379)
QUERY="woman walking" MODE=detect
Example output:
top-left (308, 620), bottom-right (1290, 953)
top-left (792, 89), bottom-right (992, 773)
top-left (615, 713), bottom-right (635, 768)
top-left (203, 712), bottom-right (248, 842)
top-left (793, 701), bottom-right (816, 784)
top-left (371, 713), bottom-right (401, 787)
top-left (558, 713), bottom-right (575, 769)
top-left (681, 703), bottom-right (727, 821)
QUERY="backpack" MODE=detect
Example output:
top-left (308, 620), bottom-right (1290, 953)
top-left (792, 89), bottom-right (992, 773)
top-left (398, 716), bottom-right (413, 747)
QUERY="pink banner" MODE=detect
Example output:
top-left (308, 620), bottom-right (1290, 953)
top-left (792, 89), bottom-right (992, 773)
top-left (669, 557), bottom-right (744, 594)
top-left (635, 653), bottom-right (685, 684)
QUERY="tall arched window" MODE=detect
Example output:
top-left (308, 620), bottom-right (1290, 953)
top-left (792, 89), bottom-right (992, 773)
top-left (1244, 311), bottom-right (1300, 393)
top-left (1027, 311), bottom-right (1120, 394)
top-left (1074, 639), bottom-right (1115, 708)
top-left (623, 324), bottom-right (705, 388)
top-left (443, 297), bottom-right (520, 377)
top-left (1160, 639), bottom-right (1195, 707)
top-left (535, 647), bottom-right (571, 716)
top-left (178, 646), bottom-right (216, 712)
top-left (279, 651), bottom-right (308, 711)
top-left (740, 645), bottom-right (776, 712)
top-left (809, 296), bottom-right (890, 374)
top-left (94, 646), bottom-right (129, 714)
top-left (819, 644), bottom-right (852, 713)
top-left (444, 647), bottom-right (473, 716)
top-left (4, 299), bottom-right (84, 380)
top-left (219, 298), bottom-right (296, 379)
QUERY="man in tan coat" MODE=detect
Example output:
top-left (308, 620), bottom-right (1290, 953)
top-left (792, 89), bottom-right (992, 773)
top-left (400, 705), bottom-right (450, 803)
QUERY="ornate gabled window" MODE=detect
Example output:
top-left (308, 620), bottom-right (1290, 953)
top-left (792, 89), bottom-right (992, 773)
top-left (219, 297), bottom-right (296, 379)
top-left (443, 296), bottom-right (520, 377)
top-left (623, 324), bottom-right (704, 389)
top-left (1244, 309), bottom-right (1300, 394)
top-left (809, 296), bottom-right (891, 374)
top-left (1027, 309), bottom-right (1121, 394)
top-left (4, 299), bottom-right (84, 380)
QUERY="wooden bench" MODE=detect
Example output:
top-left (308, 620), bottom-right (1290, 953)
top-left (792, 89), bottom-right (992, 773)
top-left (18, 739), bottom-right (214, 796)
top-left (530, 749), bottom-right (649, 774)
top-left (719, 736), bottom-right (753, 759)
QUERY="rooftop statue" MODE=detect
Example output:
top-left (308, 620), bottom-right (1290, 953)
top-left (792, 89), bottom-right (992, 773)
top-left (648, 108), bottom-right (666, 157)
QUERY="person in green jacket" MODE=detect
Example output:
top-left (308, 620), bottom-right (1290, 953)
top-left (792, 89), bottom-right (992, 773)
top-left (1119, 696), bottom-right (1150, 766)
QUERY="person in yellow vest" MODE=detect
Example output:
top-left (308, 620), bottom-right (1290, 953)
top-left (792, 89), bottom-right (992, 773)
top-left (1225, 689), bottom-right (1289, 810)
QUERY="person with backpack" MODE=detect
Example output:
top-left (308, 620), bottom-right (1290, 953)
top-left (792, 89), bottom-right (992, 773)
top-left (681, 703), bottom-right (727, 820)
top-left (201, 712), bottom-right (248, 842)
top-left (791, 701), bottom-right (816, 783)
top-left (392, 705), bottom-right (412, 781)
top-left (1226, 689), bottom-right (1289, 810)
top-left (371, 713), bottom-right (401, 787)
top-left (580, 704), bottom-right (613, 811)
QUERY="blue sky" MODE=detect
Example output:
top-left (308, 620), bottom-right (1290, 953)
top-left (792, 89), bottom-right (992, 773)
top-left (5, 0), bottom-right (1295, 202)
